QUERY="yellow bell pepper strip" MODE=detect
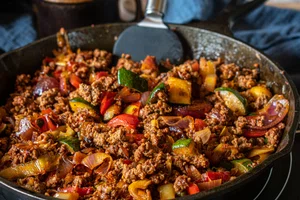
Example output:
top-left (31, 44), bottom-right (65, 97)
top-left (128, 179), bottom-right (152, 200)
top-left (199, 59), bottom-right (216, 78)
top-left (157, 183), bottom-right (175, 200)
top-left (53, 192), bottom-right (79, 200)
top-left (203, 74), bottom-right (217, 92)
top-left (249, 86), bottom-right (272, 99)
top-left (215, 87), bottom-right (248, 115)
top-left (257, 153), bottom-right (271, 163)
top-left (172, 138), bottom-right (195, 155)
top-left (0, 154), bottom-right (59, 180)
top-left (147, 83), bottom-right (165, 104)
top-left (167, 77), bottom-right (191, 104)
top-left (123, 102), bottom-right (141, 117)
top-left (118, 68), bottom-right (148, 92)
top-left (248, 147), bottom-right (274, 158)
top-left (69, 97), bottom-right (96, 113)
top-left (231, 158), bottom-right (253, 175)
top-left (104, 104), bottom-right (121, 121)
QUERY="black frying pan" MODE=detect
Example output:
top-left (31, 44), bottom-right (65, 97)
top-left (0, 0), bottom-right (299, 199)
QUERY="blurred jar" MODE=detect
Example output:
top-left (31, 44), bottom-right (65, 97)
top-left (32, 0), bottom-right (119, 37)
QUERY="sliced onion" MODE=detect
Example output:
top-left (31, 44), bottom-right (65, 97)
top-left (56, 156), bottom-right (73, 178)
top-left (140, 91), bottom-right (151, 106)
top-left (159, 116), bottom-right (194, 129)
top-left (185, 165), bottom-right (202, 182)
top-left (247, 94), bottom-right (289, 129)
top-left (33, 77), bottom-right (59, 96)
top-left (81, 152), bottom-right (112, 174)
top-left (173, 100), bottom-right (212, 119)
top-left (72, 152), bottom-right (87, 164)
top-left (197, 179), bottom-right (222, 191)
top-left (73, 164), bottom-right (92, 175)
top-left (194, 127), bottom-right (211, 144)
top-left (16, 118), bottom-right (36, 140)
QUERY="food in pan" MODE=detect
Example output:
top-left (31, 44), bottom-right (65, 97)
top-left (0, 29), bottom-right (289, 199)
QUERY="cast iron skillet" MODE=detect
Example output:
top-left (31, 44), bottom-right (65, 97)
top-left (0, 0), bottom-right (299, 199)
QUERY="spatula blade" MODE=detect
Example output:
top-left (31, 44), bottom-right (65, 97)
top-left (113, 26), bottom-right (183, 64)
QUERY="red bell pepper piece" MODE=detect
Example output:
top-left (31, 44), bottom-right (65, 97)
top-left (125, 133), bottom-right (144, 142)
top-left (206, 171), bottom-right (231, 182)
top-left (100, 92), bottom-right (116, 115)
top-left (69, 74), bottom-right (82, 89)
top-left (195, 118), bottom-right (207, 131)
top-left (191, 61), bottom-right (199, 72)
top-left (67, 61), bottom-right (76, 72)
top-left (44, 115), bottom-right (57, 131)
top-left (53, 70), bottom-right (62, 79)
top-left (123, 159), bottom-right (132, 165)
top-left (187, 183), bottom-right (200, 195)
top-left (243, 129), bottom-right (267, 137)
top-left (42, 108), bottom-right (53, 115)
top-left (59, 75), bottom-right (69, 95)
top-left (34, 116), bottom-right (48, 133)
top-left (96, 71), bottom-right (109, 79)
top-left (107, 114), bottom-right (139, 129)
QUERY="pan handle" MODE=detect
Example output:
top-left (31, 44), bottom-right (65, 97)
top-left (186, 0), bottom-right (267, 36)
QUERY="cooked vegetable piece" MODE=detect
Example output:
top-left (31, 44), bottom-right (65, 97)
top-left (118, 87), bottom-right (141, 103)
top-left (167, 77), bottom-right (191, 104)
top-left (194, 127), bottom-right (211, 144)
top-left (215, 87), bottom-right (247, 115)
top-left (194, 119), bottom-right (207, 131)
top-left (248, 147), bottom-right (274, 158)
top-left (147, 83), bottom-right (165, 104)
top-left (128, 179), bottom-right (152, 200)
top-left (16, 117), bottom-right (36, 140)
top-left (172, 138), bottom-right (195, 155)
top-left (69, 74), bottom-right (82, 89)
top-left (199, 59), bottom-right (216, 78)
top-left (246, 94), bottom-right (289, 129)
top-left (123, 102), bottom-right (141, 117)
top-left (69, 97), bottom-right (96, 113)
top-left (59, 187), bottom-right (94, 197)
top-left (141, 56), bottom-right (158, 73)
top-left (59, 137), bottom-right (80, 152)
top-left (198, 179), bottom-right (222, 191)
top-left (231, 158), bottom-right (253, 175)
top-left (104, 104), bottom-right (120, 121)
top-left (100, 92), bottom-right (116, 115)
top-left (173, 101), bottom-right (212, 119)
top-left (33, 77), bottom-right (59, 96)
top-left (53, 192), bottom-right (79, 200)
top-left (206, 171), bottom-right (230, 182)
top-left (118, 68), bottom-right (148, 92)
top-left (81, 152), bottom-right (112, 174)
top-left (243, 129), bottom-right (267, 137)
top-left (187, 183), bottom-right (200, 195)
top-left (203, 74), bottom-right (217, 92)
top-left (157, 183), bottom-right (175, 200)
top-left (257, 153), bottom-right (271, 163)
top-left (159, 116), bottom-right (194, 129)
top-left (0, 155), bottom-right (59, 180)
top-left (0, 123), bottom-right (7, 133)
top-left (249, 86), bottom-right (272, 99)
top-left (107, 114), bottom-right (139, 129)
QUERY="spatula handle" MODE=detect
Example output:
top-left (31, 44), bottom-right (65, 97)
top-left (145, 0), bottom-right (166, 17)
top-left (138, 0), bottom-right (168, 29)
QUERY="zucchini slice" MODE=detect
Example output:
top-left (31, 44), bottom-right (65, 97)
top-left (147, 83), bottom-right (165, 104)
top-left (69, 97), bottom-right (96, 113)
top-left (172, 138), bottom-right (195, 155)
top-left (215, 87), bottom-right (247, 115)
top-left (117, 68), bottom-right (148, 92)
top-left (231, 158), bottom-right (253, 175)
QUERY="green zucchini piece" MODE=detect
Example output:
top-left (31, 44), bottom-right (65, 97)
top-left (59, 137), bottom-right (80, 152)
top-left (172, 138), bottom-right (192, 150)
top-left (231, 158), bottom-right (253, 174)
top-left (69, 97), bottom-right (96, 113)
top-left (147, 83), bottom-right (165, 104)
top-left (117, 68), bottom-right (148, 92)
top-left (215, 87), bottom-right (247, 115)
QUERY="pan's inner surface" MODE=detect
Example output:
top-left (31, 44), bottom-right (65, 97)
top-left (0, 24), bottom-right (298, 200)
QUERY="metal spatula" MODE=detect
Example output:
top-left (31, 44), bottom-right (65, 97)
top-left (113, 0), bottom-right (183, 64)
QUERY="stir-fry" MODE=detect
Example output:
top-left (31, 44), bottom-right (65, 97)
top-left (0, 29), bottom-right (289, 199)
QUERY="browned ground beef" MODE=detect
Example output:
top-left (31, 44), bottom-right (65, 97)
top-left (0, 30), bottom-right (289, 200)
